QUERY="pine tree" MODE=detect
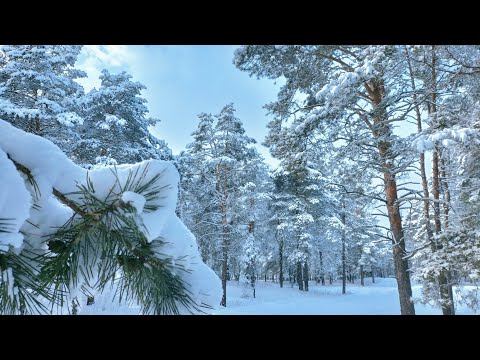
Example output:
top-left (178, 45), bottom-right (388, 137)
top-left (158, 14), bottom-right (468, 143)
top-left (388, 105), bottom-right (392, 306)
top-left (269, 174), bottom-right (291, 288)
top-left (179, 103), bottom-right (256, 307)
top-left (71, 69), bottom-right (171, 167)
top-left (0, 45), bottom-right (85, 152)
top-left (237, 152), bottom-right (272, 297)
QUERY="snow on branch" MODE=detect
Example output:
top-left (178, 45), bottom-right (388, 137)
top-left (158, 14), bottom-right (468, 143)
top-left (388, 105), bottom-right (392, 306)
top-left (0, 119), bottom-right (221, 314)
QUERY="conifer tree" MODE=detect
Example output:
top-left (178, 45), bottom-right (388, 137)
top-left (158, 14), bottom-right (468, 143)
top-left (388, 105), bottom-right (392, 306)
top-left (72, 69), bottom-right (171, 167)
top-left (0, 45), bottom-right (85, 152)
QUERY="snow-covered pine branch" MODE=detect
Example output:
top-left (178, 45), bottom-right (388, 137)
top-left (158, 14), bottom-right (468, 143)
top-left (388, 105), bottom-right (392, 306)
top-left (0, 119), bottom-right (221, 314)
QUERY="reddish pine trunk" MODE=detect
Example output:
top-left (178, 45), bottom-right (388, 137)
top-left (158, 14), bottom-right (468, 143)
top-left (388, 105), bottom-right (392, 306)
top-left (365, 79), bottom-right (415, 315)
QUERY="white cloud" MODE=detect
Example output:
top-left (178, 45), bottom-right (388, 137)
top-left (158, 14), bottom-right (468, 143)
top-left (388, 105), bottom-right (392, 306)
top-left (86, 45), bottom-right (132, 67)
top-left (75, 45), bottom-right (137, 91)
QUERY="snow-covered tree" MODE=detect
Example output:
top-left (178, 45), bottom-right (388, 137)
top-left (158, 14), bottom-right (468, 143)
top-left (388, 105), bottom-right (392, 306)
top-left (269, 170), bottom-right (318, 291)
top-left (237, 153), bottom-right (272, 297)
top-left (71, 69), bottom-right (171, 167)
top-left (179, 103), bottom-right (257, 306)
top-left (269, 173), bottom-right (292, 288)
top-left (0, 45), bottom-right (85, 152)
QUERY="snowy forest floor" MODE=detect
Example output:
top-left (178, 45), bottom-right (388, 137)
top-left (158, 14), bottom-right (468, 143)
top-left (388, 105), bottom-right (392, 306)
top-left (77, 277), bottom-right (478, 315)
top-left (211, 278), bottom-right (478, 315)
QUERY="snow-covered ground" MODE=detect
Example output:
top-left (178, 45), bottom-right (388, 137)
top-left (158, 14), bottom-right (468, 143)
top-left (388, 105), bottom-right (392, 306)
top-left (211, 278), bottom-right (477, 315)
top-left (78, 277), bottom-right (477, 315)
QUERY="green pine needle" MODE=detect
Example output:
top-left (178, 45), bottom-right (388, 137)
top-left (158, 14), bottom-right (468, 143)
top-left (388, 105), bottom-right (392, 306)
top-left (0, 250), bottom-right (52, 315)
top-left (36, 166), bottom-right (205, 314)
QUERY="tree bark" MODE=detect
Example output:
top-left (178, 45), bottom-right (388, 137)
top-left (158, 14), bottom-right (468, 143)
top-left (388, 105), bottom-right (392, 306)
top-left (278, 220), bottom-right (284, 288)
top-left (439, 152), bottom-right (451, 232)
top-left (219, 165), bottom-right (228, 308)
top-left (364, 79), bottom-right (415, 315)
top-left (432, 149), bottom-right (442, 234)
top-left (220, 217), bottom-right (228, 307)
top-left (429, 46), bottom-right (455, 315)
top-left (303, 262), bottom-right (309, 291)
top-left (341, 201), bottom-right (346, 295)
top-left (360, 264), bottom-right (364, 286)
top-left (405, 45), bottom-right (435, 245)
top-left (439, 152), bottom-right (455, 311)
top-left (297, 262), bottom-right (304, 291)
top-left (248, 192), bottom-right (256, 298)
top-left (433, 149), bottom-right (454, 315)
top-left (319, 251), bottom-right (325, 286)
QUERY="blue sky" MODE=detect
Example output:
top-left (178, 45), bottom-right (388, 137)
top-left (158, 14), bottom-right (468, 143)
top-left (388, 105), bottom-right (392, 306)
top-left (75, 45), bottom-right (282, 166)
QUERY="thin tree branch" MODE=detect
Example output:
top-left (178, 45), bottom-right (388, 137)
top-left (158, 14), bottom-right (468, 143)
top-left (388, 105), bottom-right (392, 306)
top-left (9, 155), bottom-right (89, 218)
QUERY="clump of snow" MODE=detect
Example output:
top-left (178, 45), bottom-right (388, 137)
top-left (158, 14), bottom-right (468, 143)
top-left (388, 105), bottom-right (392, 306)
top-left (0, 98), bottom-right (40, 119)
top-left (99, 114), bottom-right (126, 130)
top-left (0, 146), bottom-right (32, 251)
top-left (57, 112), bottom-right (84, 127)
top-left (413, 126), bottom-right (480, 152)
top-left (121, 191), bottom-right (146, 214)
top-left (0, 119), bottom-right (85, 195)
top-left (94, 155), bottom-right (118, 166)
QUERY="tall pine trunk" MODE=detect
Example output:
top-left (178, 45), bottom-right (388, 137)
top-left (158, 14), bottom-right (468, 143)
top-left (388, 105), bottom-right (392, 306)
top-left (319, 251), bottom-right (325, 285)
top-left (439, 153), bottom-right (455, 310)
top-left (248, 192), bottom-right (256, 298)
top-left (277, 220), bottom-right (284, 288)
top-left (297, 262), bottom-right (304, 291)
top-left (432, 149), bottom-right (442, 232)
top-left (360, 265), bottom-right (364, 286)
top-left (439, 154), bottom-right (451, 230)
top-left (341, 202), bottom-right (346, 295)
top-left (432, 149), bottom-right (454, 314)
top-left (219, 165), bottom-right (229, 307)
top-left (364, 79), bottom-right (415, 315)
top-left (405, 45), bottom-right (434, 245)
top-left (220, 211), bottom-right (228, 307)
top-left (429, 46), bottom-right (455, 315)
top-left (303, 262), bottom-right (309, 291)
